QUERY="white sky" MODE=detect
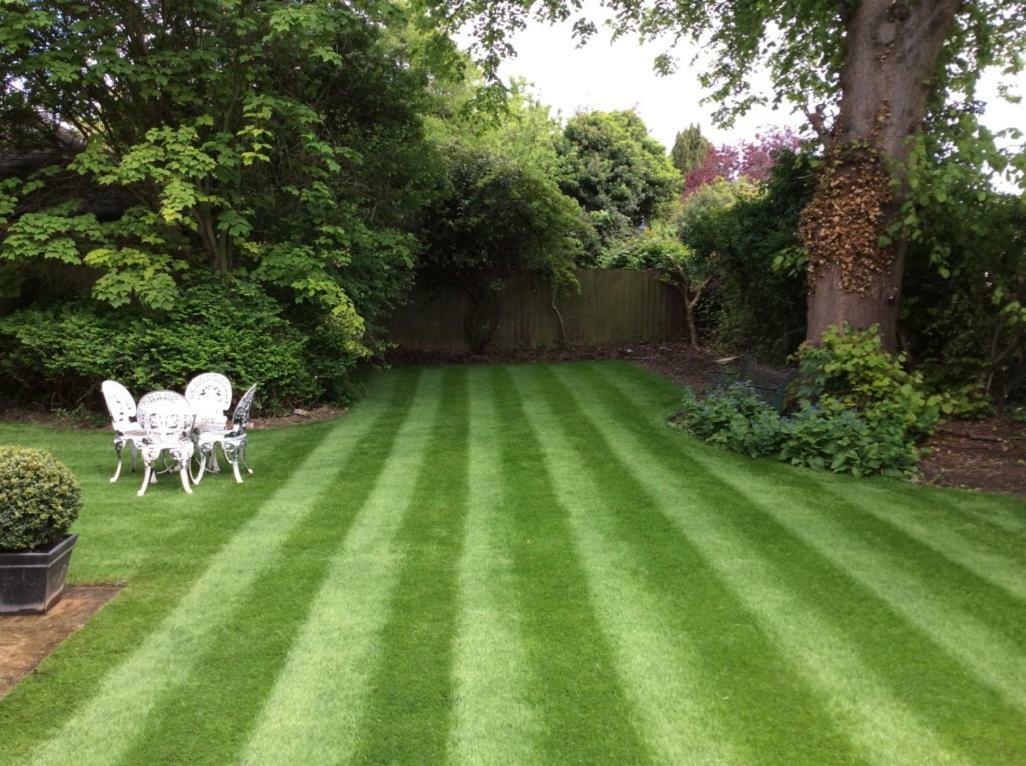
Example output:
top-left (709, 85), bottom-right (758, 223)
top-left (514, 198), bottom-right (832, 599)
top-left (466, 2), bottom-right (1026, 160)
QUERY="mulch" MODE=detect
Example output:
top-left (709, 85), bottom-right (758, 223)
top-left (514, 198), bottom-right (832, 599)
top-left (0, 585), bottom-right (122, 698)
top-left (919, 419), bottom-right (1026, 498)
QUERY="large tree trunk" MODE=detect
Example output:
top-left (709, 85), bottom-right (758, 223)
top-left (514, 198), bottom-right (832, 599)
top-left (802, 0), bottom-right (961, 350)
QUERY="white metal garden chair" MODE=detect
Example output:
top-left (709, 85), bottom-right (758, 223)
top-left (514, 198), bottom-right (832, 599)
top-left (136, 391), bottom-right (196, 497)
top-left (192, 384), bottom-right (257, 485)
top-left (101, 380), bottom-right (145, 483)
top-left (185, 372), bottom-right (232, 472)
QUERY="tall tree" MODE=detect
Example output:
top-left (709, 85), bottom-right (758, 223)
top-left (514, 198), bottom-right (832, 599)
top-left (0, 0), bottom-right (442, 339)
top-left (558, 110), bottom-right (681, 239)
top-left (684, 127), bottom-right (800, 195)
top-left (670, 123), bottom-right (710, 176)
top-left (441, 0), bottom-right (1026, 349)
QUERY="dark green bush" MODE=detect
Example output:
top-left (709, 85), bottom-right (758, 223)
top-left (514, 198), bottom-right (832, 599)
top-left (674, 326), bottom-right (937, 477)
top-left (676, 384), bottom-right (787, 458)
top-left (794, 325), bottom-right (940, 437)
top-left (0, 446), bottom-right (82, 551)
top-left (676, 152), bottom-right (812, 359)
top-left (779, 398), bottom-right (919, 477)
top-left (0, 278), bottom-right (359, 414)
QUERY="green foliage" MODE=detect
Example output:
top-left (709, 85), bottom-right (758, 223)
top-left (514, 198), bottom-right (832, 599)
top-left (415, 143), bottom-right (587, 350)
top-left (0, 0), bottom-right (436, 358)
top-left (0, 280), bottom-right (356, 413)
top-left (901, 189), bottom-right (1026, 404)
top-left (558, 111), bottom-right (681, 243)
top-left (429, 76), bottom-right (567, 182)
top-left (600, 227), bottom-right (691, 270)
top-left (794, 325), bottom-right (940, 437)
top-left (778, 397), bottom-right (919, 477)
top-left (675, 325), bottom-right (940, 477)
top-left (675, 383), bottom-right (921, 479)
top-left (0, 445), bottom-right (81, 551)
top-left (676, 384), bottom-right (787, 458)
top-left (670, 124), bottom-right (711, 176)
top-left (677, 152), bottom-right (813, 357)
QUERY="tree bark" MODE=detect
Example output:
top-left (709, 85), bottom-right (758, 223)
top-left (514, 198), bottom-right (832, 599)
top-left (803, 0), bottom-right (962, 350)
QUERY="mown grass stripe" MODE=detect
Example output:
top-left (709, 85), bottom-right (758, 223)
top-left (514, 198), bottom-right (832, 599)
top-left (587, 362), bottom-right (1026, 764)
top-left (115, 370), bottom-right (425, 765)
top-left (565, 363), bottom-right (981, 766)
top-left (449, 365), bottom-right (541, 765)
top-left (238, 368), bottom-right (447, 765)
top-left (592, 364), bottom-right (1026, 707)
top-left (488, 365), bottom-right (652, 765)
top-left (514, 365), bottom-right (806, 766)
top-left (681, 448), bottom-right (1026, 714)
top-left (22, 372), bottom-right (410, 766)
top-left (349, 366), bottom-right (471, 764)
top-left (828, 481), bottom-right (1026, 601)
top-left (851, 482), bottom-right (1026, 564)
top-left (607, 359), bottom-right (1026, 539)
top-left (0, 422), bottom-right (331, 762)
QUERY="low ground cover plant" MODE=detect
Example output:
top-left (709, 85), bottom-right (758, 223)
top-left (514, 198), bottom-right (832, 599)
top-left (0, 445), bottom-right (81, 551)
top-left (674, 326), bottom-right (939, 477)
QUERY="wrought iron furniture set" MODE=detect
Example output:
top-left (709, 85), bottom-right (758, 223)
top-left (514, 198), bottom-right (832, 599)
top-left (101, 374), bottom-right (257, 497)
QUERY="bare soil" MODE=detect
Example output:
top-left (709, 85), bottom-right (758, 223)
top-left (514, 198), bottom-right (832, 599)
top-left (919, 419), bottom-right (1026, 498)
top-left (0, 585), bottom-right (121, 698)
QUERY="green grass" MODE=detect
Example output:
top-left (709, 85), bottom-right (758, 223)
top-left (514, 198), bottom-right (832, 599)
top-left (1, 361), bottom-right (1024, 765)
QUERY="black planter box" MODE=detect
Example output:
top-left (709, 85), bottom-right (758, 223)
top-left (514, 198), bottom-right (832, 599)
top-left (0, 534), bottom-right (78, 615)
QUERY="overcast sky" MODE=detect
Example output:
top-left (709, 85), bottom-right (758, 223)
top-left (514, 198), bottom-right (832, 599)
top-left (468, 2), bottom-right (1026, 158)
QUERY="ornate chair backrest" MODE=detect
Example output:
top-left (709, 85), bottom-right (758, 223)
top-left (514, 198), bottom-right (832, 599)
top-left (101, 380), bottom-right (137, 432)
top-left (137, 391), bottom-right (195, 443)
top-left (185, 373), bottom-right (233, 421)
top-left (229, 384), bottom-right (258, 436)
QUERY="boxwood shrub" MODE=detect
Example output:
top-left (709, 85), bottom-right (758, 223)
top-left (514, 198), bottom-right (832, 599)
top-left (0, 446), bottom-right (82, 551)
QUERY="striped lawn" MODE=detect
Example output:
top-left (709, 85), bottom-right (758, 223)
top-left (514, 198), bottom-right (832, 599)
top-left (1, 361), bottom-right (1024, 765)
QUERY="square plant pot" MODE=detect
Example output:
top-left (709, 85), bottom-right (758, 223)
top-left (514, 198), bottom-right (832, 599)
top-left (0, 534), bottom-right (78, 615)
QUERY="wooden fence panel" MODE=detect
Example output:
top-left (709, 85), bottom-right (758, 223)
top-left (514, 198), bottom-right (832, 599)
top-left (386, 269), bottom-right (686, 352)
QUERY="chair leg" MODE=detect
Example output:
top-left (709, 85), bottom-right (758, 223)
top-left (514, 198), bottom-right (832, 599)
top-left (191, 451), bottom-right (207, 485)
top-left (111, 442), bottom-right (123, 484)
top-left (241, 443), bottom-right (253, 475)
top-left (180, 466), bottom-right (193, 494)
top-left (231, 454), bottom-right (243, 484)
top-left (137, 464), bottom-right (153, 497)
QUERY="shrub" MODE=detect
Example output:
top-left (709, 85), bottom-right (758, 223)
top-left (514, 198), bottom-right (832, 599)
top-left (677, 153), bottom-right (813, 359)
top-left (600, 230), bottom-right (690, 270)
top-left (779, 397), bottom-right (919, 477)
top-left (673, 326), bottom-right (938, 477)
top-left (794, 324), bottom-right (940, 436)
top-left (676, 384), bottom-right (788, 458)
top-left (0, 446), bottom-right (82, 551)
top-left (0, 278), bottom-right (356, 414)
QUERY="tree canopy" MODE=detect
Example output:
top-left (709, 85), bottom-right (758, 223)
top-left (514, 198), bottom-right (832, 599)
top-left (440, 0), bottom-right (1026, 346)
top-left (0, 0), bottom-right (447, 341)
top-left (558, 110), bottom-right (681, 242)
top-left (670, 124), bottom-right (710, 176)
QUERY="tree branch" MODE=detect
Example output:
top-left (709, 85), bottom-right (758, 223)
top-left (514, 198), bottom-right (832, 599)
top-left (804, 104), bottom-right (832, 146)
